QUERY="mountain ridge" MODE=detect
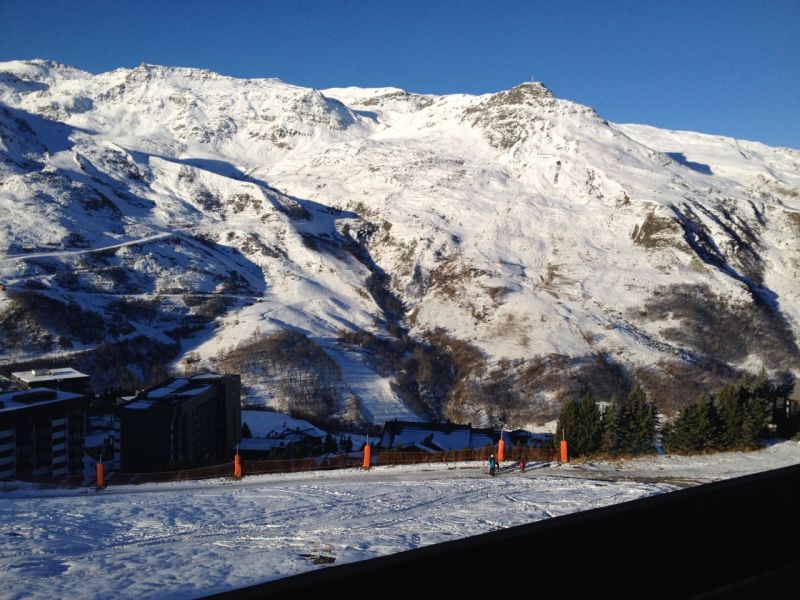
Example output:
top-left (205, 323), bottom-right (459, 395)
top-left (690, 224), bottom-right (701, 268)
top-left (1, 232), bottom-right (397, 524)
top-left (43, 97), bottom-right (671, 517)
top-left (0, 59), bottom-right (798, 428)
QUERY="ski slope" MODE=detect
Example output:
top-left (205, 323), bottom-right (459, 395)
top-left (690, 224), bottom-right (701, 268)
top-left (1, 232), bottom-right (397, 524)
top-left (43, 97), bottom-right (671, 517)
top-left (2, 439), bottom-right (798, 599)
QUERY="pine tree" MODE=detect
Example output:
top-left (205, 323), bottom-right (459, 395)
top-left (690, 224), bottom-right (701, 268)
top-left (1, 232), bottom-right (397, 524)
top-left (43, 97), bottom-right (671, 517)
top-left (573, 392), bottom-right (604, 456)
top-left (662, 397), bottom-right (721, 454)
top-left (628, 385), bottom-right (657, 454)
top-left (555, 398), bottom-right (579, 454)
top-left (241, 422), bottom-right (252, 438)
top-left (698, 396), bottom-right (723, 451)
top-left (603, 386), bottom-right (657, 455)
top-left (716, 383), bottom-right (748, 450)
top-left (602, 396), bottom-right (623, 455)
top-left (743, 371), bottom-right (772, 444)
top-left (662, 406), bottom-right (689, 454)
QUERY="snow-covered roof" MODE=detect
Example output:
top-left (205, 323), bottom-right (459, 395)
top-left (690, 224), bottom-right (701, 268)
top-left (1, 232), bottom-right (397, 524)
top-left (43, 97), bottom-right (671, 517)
top-left (124, 400), bottom-right (155, 410)
top-left (146, 378), bottom-right (190, 398)
top-left (274, 429), bottom-right (323, 442)
top-left (11, 367), bottom-right (88, 383)
top-left (124, 375), bottom-right (225, 410)
top-left (242, 410), bottom-right (327, 438)
top-left (381, 421), bottom-right (499, 451)
top-left (176, 384), bottom-right (212, 397)
top-left (0, 387), bottom-right (85, 413)
top-left (191, 372), bottom-right (223, 381)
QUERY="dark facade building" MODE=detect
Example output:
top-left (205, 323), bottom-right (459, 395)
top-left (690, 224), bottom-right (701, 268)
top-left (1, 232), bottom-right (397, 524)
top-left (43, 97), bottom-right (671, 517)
top-left (120, 373), bottom-right (241, 472)
top-left (0, 387), bottom-right (89, 481)
top-left (11, 367), bottom-right (91, 395)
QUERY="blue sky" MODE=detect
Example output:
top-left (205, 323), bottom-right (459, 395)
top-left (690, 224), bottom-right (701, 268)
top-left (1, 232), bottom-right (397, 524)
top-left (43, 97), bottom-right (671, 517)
top-left (1, 0), bottom-right (798, 148)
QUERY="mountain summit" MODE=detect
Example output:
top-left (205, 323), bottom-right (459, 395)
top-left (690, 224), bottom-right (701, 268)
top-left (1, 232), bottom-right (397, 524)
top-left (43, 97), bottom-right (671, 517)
top-left (1, 60), bottom-right (798, 426)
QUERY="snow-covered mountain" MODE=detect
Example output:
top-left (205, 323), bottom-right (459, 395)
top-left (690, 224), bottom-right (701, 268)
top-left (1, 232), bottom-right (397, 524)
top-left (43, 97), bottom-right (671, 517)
top-left (1, 59), bottom-right (798, 427)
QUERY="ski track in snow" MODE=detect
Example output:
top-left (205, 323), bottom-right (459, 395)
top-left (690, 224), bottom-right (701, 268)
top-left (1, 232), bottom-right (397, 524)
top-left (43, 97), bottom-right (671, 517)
top-left (322, 345), bottom-right (421, 423)
top-left (3, 438), bottom-right (800, 599)
top-left (0, 233), bottom-right (172, 263)
top-left (0, 464), bottom-right (673, 599)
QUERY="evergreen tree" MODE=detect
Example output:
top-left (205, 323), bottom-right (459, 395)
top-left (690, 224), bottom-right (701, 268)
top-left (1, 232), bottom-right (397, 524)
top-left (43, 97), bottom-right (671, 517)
top-left (662, 406), bottom-right (689, 454)
top-left (241, 422), bottom-right (252, 438)
top-left (602, 396), bottom-right (622, 455)
top-left (743, 372), bottom-right (773, 443)
top-left (555, 398), bottom-right (579, 454)
top-left (628, 385), bottom-right (658, 454)
top-left (573, 392), bottom-right (604, 456)
top-left (716, 383), bottom-right (753, 449)
top-left (603, 386), bottom-right (657, 455)
top-left (700, 396), bottom-right (724, 450)
top-left (660, 419), bottom-right (677, 453)
top-left (662, 396), bottom-right (721, 454)
top-left (556, 393), bottom-right (605, 457)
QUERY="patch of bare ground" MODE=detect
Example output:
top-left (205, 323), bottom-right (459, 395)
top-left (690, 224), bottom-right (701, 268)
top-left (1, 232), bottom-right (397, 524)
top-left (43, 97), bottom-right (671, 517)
top-left (428, 258), bottom-right (487, 299)
top-left (637, 283), bottom-right (800, 369)
top-left (630, 211), bottom-right (684, 250)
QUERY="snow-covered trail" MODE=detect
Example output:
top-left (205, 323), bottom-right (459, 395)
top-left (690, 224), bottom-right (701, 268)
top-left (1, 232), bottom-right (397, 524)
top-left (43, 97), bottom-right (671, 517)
top-left (0, 464), bottom-right (673, 599)
top-left (0, 232), bottom-right (172, 263)
top-left (323, 345), bottom-right (422, 423)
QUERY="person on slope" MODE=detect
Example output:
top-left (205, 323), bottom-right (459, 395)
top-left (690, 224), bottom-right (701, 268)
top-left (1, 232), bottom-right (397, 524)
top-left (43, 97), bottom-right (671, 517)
top-left (488, 454), bottom-right (497, 476)
top-left (518, 457), bottom-right (526, 473)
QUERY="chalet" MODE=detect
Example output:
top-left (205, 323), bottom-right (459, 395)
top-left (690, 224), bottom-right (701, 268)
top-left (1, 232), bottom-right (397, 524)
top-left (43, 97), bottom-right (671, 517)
top-left (238, 426), bottom-right (324, 459)
top-left (508, 428), bottom-right (555, 449)
top-left (378, 420), bottom-right (555, 453)
top-left (378, 420), bottom-right (497, 452)
top-left (0, 386), bottom-right (88, 481)
top-left (120, 373), bottom-right (241, 472)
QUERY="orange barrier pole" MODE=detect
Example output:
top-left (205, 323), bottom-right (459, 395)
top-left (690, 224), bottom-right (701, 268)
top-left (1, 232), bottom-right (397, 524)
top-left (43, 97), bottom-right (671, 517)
top-left (560, 439), bottom-right (568, 463)
top-left (362, 444), bottom-right (371, 470)
top-left (497, 438), bottom-right (505, 462)
top-left (96, 462), bottom-right (105, 490)
top-left (234, 453), bottom-right (242, 479)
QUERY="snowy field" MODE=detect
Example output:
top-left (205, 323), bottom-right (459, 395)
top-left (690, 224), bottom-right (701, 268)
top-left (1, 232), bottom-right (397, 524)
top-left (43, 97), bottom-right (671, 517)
top-left (1, 439), bottom-right (799, 599)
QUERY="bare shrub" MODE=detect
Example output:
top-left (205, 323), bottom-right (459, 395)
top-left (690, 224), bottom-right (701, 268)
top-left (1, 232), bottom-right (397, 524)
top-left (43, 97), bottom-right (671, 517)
top-left (215, 330), bottom-right (341, 419)
top-left (638, 283), bottom-right (800, 369)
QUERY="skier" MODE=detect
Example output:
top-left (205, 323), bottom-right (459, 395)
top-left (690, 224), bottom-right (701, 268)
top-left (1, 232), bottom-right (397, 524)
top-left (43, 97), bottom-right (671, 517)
top-left (518, 457), bottom-right (526, 473)
top-left (488, 454), bottom-right (497, 476)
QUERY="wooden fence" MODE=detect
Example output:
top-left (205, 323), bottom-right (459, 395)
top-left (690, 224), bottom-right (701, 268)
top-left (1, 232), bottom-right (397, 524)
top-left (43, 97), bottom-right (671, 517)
top-left (376, 446), bottom-right (557, 465)
top-left (90, 446), bottom-right (558, 486)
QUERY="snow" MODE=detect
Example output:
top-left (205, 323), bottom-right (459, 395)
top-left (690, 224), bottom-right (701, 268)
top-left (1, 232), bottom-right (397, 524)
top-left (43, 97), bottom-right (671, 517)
top-left (1, 60), bottom-right (798, 427)
top-left (241, 410), bottom-right (326, 438)
top-left (0, 388), bottom-right (83, 413)
top-left (123, 400), bottom-right (154, 410)
top-left (2, 439), bottom-right (799, 599)
top-left (8, 368), bottom-right (87, 383)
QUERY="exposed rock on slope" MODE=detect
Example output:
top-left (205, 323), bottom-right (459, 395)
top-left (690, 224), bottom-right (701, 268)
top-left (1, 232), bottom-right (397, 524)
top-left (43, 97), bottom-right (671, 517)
top-left (0, 59), bottom-right (798, 426)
